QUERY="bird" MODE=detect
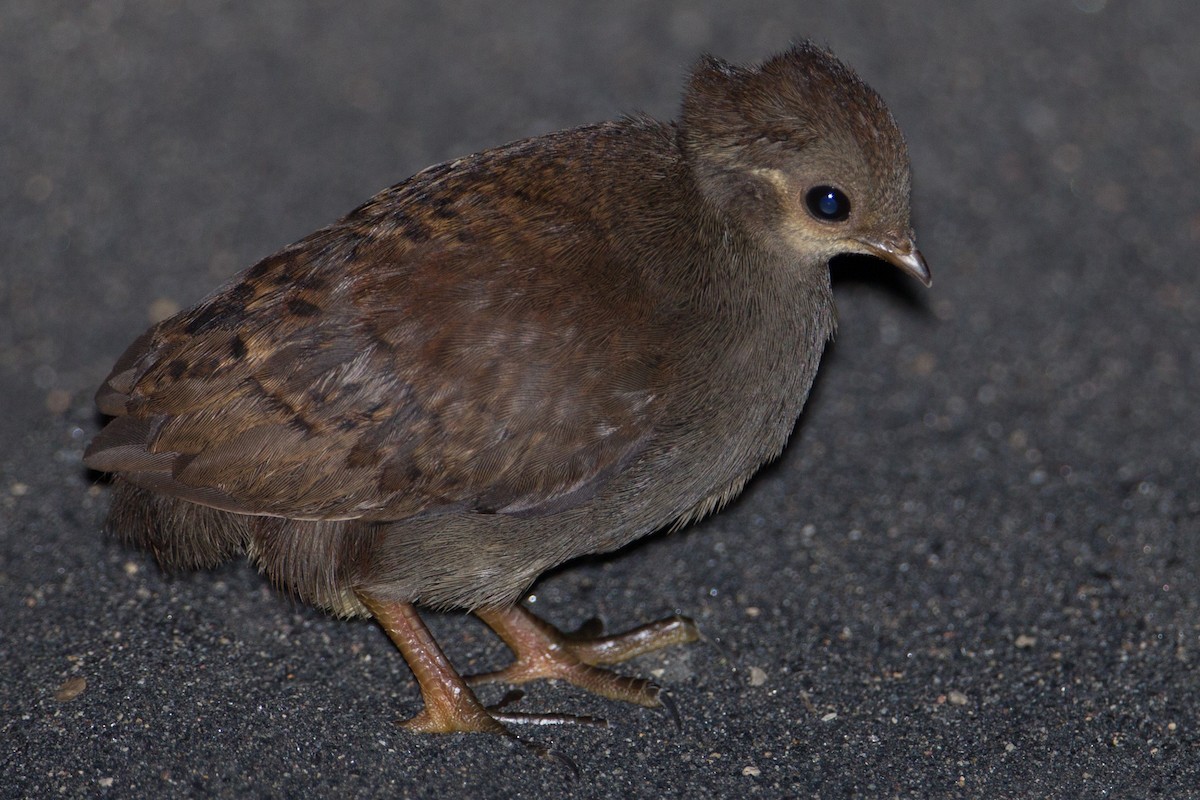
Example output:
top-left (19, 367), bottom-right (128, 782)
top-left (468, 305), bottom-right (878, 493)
top-left (84, 41), bottom-right (929, 757)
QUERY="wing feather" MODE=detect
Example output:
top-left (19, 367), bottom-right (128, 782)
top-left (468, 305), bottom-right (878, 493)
top-left (86, 141), bottom-right (673, 523)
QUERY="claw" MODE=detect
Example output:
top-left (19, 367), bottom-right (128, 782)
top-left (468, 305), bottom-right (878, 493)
top-left (656, 689), bottom-right (682, 730)
top-left (534, 744), bottom-right (580, 777)
top-left (488, 688), bottom-right (527, 712)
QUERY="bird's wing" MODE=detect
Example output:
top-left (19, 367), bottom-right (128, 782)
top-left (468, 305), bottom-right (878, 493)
top-left (85, 160), bottom-right (672, 522)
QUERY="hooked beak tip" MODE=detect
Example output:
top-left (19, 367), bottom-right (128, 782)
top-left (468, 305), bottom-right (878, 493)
top-left (858, 237), bottom-right (932, 287)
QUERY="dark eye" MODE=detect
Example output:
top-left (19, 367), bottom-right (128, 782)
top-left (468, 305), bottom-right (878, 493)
top-left (805, 186), bottom-right (850, 222)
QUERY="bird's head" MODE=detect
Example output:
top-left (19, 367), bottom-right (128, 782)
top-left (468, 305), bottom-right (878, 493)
top-left (681, 41), bottom-right (930, 287)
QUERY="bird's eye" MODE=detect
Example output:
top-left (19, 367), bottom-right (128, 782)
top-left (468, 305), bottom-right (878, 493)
top-left (804, 186), bottom-right (850, 222)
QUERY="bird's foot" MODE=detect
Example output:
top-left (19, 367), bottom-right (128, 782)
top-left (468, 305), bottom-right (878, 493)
top-left (468, 604), bottom-right (699, 710)
top-left (358, 592), bottom-right (592, 771)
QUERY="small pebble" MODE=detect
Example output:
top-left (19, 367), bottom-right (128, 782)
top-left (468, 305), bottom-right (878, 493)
top-left (45, 389), bottom-right (72, 414)
top-left (148, 297), bottom-right (181, 324)
top-left (54, 676), bottom-right (87, 702)
top-left (748, 666), bottom-right (768, 687)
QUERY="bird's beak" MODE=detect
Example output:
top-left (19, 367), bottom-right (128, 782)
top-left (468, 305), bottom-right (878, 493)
top-left (857, 235), bottom-right (931, 287)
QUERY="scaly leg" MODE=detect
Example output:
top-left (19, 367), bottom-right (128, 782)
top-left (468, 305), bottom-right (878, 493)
top-left (357, 592), bottom-right (509, 735)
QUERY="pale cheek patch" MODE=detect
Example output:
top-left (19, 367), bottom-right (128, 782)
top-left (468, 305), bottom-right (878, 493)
top-left (749, 167), bottom-right (830, 254)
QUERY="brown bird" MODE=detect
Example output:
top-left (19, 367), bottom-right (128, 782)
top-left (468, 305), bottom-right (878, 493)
top-left (84, 41), bottom-right (929, 756)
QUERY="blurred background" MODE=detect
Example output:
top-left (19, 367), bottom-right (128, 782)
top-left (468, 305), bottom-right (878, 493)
top-left (2, 2), bottom-right (1197, 797)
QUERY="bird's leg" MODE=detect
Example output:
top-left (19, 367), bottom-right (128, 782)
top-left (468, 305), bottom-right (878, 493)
top-left (357, 591), bottom-right (604, 753)
top-left (357, 592), bottom-right (510, 735)
top-left (469, 604), bottom-right (699, 709)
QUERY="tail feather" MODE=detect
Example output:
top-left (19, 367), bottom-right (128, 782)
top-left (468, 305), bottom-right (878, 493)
top-left (109, 478), bottom-right (250, 571)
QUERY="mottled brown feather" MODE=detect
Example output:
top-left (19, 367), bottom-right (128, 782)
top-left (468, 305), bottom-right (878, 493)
top-left (89, 121), bottom-right (681, 524)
